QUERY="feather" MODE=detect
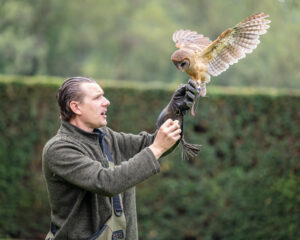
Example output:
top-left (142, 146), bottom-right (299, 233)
top-left (200, 12), bottom-right (270, 76)
top-left (173, 30), bottom-right (212, 52)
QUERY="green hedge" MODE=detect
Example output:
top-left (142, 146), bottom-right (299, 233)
top-left (0, 75), bottom-right (299, 240)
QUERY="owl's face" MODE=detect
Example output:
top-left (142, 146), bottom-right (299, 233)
top-left (172, 59), bottom-right (190, 72)
top-left (171, 49), bottom-right (191, 72)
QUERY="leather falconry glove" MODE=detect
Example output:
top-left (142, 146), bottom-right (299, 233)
top-left (156, 80), bottom-right (201, 160)
top-left (156, 79), bottom-right (197, 127)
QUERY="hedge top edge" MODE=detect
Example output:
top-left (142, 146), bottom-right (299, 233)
top-left (0, 74), bottom-right (299, 97)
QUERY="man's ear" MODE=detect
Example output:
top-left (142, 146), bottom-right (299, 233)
top-left (69, 101), bottom-right (82, 116)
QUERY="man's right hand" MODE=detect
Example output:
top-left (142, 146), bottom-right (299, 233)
top-left (149, 119), bottom-right (181, 160)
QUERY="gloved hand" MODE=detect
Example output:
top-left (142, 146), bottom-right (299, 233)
top-left (156, 79), bottom-right (198, 128)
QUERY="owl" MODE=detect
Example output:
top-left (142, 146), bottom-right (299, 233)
top-left (171, 12), bottom-right (270, 113)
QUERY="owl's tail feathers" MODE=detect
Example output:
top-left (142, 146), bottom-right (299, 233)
top-left (180, 137), bottom-right (201, 161)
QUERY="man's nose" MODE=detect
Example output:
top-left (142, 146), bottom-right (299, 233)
top-left (103, 97), bottom-right (110, 106)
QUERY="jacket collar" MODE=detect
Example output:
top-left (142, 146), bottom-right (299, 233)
top-left (59, 121), bottom-right (106, 144)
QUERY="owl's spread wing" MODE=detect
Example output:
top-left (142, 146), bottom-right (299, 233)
top-left (173, 30), bottom-right (212, 52)
top-left (201, 12), bottom-right (270, 77)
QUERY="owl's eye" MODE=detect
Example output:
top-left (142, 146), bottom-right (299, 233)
top-left (180, 60), bottom-right (189, 68)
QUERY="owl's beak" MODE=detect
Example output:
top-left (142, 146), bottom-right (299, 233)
top-left (177, 64), bottom-right (185, 72)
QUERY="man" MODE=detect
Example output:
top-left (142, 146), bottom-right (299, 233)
top-left (42, 76), bottom-right (197, 240)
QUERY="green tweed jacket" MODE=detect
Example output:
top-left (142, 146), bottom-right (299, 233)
top-left (42, 121), bottom-right (160, 240)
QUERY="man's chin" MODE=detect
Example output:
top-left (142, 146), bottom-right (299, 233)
top-left (98, 120), bottom-right (107, 128)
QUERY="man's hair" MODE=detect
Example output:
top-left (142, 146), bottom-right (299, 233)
top-left (56, 76), bottom-right (96, 121)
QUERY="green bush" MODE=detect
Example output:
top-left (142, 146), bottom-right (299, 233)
top-left (0, 75), bottom-right (299, 239)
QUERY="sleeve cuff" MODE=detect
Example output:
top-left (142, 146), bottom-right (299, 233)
top-left (143, 147), bottom-right (161, 174)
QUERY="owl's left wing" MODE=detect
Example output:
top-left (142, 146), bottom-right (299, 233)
top-left (200, 12), bottom-right (270, 76)
top-left (173, 30), bottom-right (212, 52)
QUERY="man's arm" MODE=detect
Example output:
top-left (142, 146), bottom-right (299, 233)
top-left (44, 140), bottom-right (160, 197)
top-left (44, 119), bottom-right (180, 196)
top-left (104, 128), bottom-right (157, 161)
top-left (104, 80), bottom-right (197, 160)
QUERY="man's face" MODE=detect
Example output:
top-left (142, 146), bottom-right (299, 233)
top-left (77, 82), bottom-right (110, 129)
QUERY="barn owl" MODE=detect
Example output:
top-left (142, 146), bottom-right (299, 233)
top-left (171, 12), bottom-right (270, 114)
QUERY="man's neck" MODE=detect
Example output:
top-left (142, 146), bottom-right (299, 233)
top-left (69, 118), bottom-right (93, 132)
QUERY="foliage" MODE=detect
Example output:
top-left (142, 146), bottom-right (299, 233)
top-left (0, 0), bottom-right (300, 89)
top-left (0, 75), bottom-right (299, 239)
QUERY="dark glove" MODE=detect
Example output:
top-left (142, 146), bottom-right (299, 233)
top-left (156, 79), bottom-right (198, 128)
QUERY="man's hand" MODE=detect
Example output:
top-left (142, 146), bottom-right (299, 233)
top-left (156, 80), bottom-right (198, 129)
top-left (149, 119), bottom-right (181, 160)
top-left (172, 79), bottom-right (198, 113)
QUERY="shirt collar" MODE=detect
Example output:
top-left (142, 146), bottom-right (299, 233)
top-left (93, 128), bottom-right (106, 143)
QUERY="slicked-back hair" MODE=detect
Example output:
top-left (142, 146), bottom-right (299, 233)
top-left (56, 77), bottom-right (96, 121)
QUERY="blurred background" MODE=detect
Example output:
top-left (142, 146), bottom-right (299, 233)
top-left (0, 0), bottom-right (300, 88)
top-left (0, 0), bottom-right (300, 239)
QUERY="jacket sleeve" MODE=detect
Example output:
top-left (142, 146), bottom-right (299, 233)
top-left (44, 140), bottom-right (160, 196)
top-left (105, 128), bottom-right (157, 161)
